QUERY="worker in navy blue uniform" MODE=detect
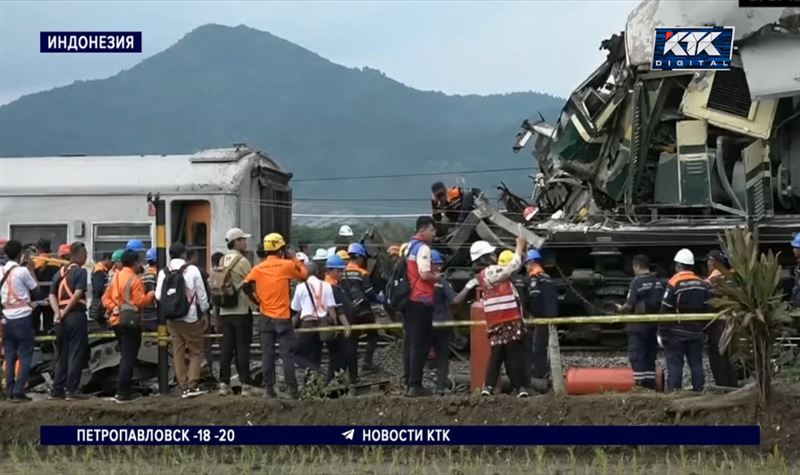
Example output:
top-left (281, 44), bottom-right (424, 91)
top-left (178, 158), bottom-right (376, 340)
top-left (618, 254), bottom-right (663, 390)
top-left (705, 250), bottom-right (738, 387)
top-left (660, 248), bottom-right (709, 392)
top-left (792, 233), bottom-right (800, 309)
top-left (48, 242), bottom-right (90, 400)
top-left (525, 249), bottom-right (559, 382)
top-left (342, 242), bottom-right (384, 375)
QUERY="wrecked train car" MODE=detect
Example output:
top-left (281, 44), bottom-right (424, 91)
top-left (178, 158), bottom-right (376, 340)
top-left (508, 0), bottom-right (800, 322)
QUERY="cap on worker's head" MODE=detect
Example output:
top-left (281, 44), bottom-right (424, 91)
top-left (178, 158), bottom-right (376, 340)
top-left (706, 249), bottom-right (729, 265)
top-left (431, 249), bottom-right (444, 265)
top-left (674, 248), bottom-right (695, 266)
top-left (387, 245), bottom-right (401, 257)
top-left (312, 248), bottom-right (329, 261)
top-left (523, 206), bottom-right (537, 222)
top-left (470, 240), bottom-right (496, 263)
top-left (262, 233), bottom-right (286, 252)
top-left (111, 249), bottom-right (125, 263)
top-left (337, 250), bottom-right (350, 261)
top-left (326, 254), bottom-right (346, 270)
top-left (125, 239), bottom-right (145, 252)
top-left (347, 242), bottom-right (367, 257)
top-left (338, 225), bottom-right (354, 237)
top-left (225, 227), bottom-right (251, 242)
top-left (57, 243), bottom-right (71, 257)
top-left (792, 233), bottom-right (800, 248)
top-left (498, 250), bottom-right (515, 267)
top-left (145, 247), bottom-right (158, 263)
top-left (525, 249), bottom-right (542, 263)
top-left (295, 252), bottom-right (309, 263)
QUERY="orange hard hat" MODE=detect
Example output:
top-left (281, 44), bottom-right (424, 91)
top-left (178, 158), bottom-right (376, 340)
top-left (57, 243), bottom-right (71, 257)
top-left (446, 187), bottom-right (461, 202)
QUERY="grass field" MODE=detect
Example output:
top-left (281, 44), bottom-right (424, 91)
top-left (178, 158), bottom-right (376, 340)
top-left (1, 445), bottom-right (796, 475)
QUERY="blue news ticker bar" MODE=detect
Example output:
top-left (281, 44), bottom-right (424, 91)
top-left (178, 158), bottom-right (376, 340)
top-left (40, 425), bottom-right (760, 446)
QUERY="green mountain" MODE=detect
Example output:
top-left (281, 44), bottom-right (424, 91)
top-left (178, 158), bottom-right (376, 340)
top-left (0, 24), bottom-right (563, 214)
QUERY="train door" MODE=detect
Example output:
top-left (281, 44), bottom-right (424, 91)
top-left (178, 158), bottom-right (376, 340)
top-left (171, 200), bottom-right (210, 272)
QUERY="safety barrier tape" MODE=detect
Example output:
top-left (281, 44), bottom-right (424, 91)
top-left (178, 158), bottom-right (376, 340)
top-left (28, 311), bottom-right (799, 342)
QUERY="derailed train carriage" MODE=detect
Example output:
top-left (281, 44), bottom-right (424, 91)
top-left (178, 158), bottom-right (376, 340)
top-left (437, 0), bottom-right (800, 345)
top-left (0, 144), bottom-right (292, 391)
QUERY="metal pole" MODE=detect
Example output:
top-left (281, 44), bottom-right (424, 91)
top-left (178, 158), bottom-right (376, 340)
top-left (149, 193), bottom-right (169, 395)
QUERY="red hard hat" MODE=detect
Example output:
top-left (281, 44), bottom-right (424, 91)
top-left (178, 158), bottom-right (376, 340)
top-left (57, 243), bottom-right (71, 257)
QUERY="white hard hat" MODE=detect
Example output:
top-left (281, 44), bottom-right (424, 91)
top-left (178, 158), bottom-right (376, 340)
top-left (295, 252), bottom-right (309, 263)
top-left (338, 225), bottom-right (354, 237)
top-left (674, 248), bottom-right (695, 266)
top-left (326, 246), bottom-right (337, 258)
top-left (470, 240), bottom-right (497, 263)
top-left (312, 248), bottom-right (329, 261)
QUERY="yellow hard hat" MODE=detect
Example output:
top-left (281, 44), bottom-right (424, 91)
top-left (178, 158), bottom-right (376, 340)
top-left (262, 233), bottom-right (286, 252)
top-left (498, 250), bottom-right (515, 267)
top-left (337, 250), bottom-right (350, 261)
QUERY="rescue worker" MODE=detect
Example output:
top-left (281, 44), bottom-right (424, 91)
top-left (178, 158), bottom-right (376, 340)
top-left (109, 249), bottom-right (124, 282)
top-left (33, 238), bottom-right (59, 334)
top-left (704, 250), bottom-right (738, 387)
top-left (618, 254), bottom-right (663, 390)
top-left (402, 216), bottom-right (438, 397)
top-left (792, 233), bottom-right (800, 309)
top-left (472, 230), bottom-right (529, 397)
top-left (141, 248), bottom-right (159, 332)
top-left (242, 233), bottom-right (308, 399)
top-left (217, 228), bottom-right (256, 397)
top-left (324, 254), bottom-right (355, 384)
top-left (661, 248), bottom-right (709, 392)
top-left (102, 249), bottom-right (156, 403)
top-left (0, 239), bottom-right (39, 402)
top-left (342, 242), bottom-right (383, 375)
top-left (292, 251), bottom-right (339, 381)
top-left (430, 182), bottom-right (481, 229)
top-left (90, 253), bottom-right (113, 324)
top-left (48, 242), bottom-right (90, 400)
top-left (429, 249), bottom-right (472, 394)
top-left (525, 249), bottom-right (558, 386)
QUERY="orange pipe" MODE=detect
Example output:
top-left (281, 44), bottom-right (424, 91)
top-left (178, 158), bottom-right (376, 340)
top-left (469, 300), bottom-right (490, 391)
top-left (565, 367), bottom-right (664, 395)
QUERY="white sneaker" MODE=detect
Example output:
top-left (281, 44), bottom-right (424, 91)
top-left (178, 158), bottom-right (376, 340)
top-left (218, 383), bottom-right (232, 396)
top-left (182, 388), bottom-right (206, 399)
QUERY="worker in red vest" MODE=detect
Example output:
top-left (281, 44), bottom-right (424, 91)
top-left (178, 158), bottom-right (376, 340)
top-left (471, 229), bottom-right (529, 398)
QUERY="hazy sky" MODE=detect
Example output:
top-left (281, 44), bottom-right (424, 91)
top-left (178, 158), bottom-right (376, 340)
top-left (0, 0), bottom-right (637, 105)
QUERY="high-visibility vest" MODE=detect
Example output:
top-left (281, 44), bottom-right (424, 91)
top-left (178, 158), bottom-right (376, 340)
top-left (1, 266), bottom-right (28, 310)
top-left (57, 263), bottom-right (86, 309)
top-left (478, 270), bottom-right (521, 328)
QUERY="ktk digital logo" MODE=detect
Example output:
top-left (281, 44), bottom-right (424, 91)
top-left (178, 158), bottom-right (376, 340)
top-left (651, 27), bottom-right (734, 71)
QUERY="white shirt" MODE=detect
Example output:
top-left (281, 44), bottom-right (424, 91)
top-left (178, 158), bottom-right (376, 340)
top-left (291, 275), bottom-right (336, 319)
top-left (0, 261), bottom-right (38, 320)
top-left (155, 258), bottom-right (210, 323)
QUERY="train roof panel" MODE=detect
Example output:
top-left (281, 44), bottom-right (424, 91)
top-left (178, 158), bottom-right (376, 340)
top-left (0, 146), bottom-right (289, 196)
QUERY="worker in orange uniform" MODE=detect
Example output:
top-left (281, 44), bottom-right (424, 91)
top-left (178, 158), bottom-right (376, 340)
top-left (243, 233), bottom-right (308, 399)
top-left (471, 228), bottom-right (529, 398)
top-left (102, 249), bottom-right (156, 403)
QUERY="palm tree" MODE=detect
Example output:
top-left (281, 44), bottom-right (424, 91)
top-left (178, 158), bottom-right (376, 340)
top-left (710, 227), bottom-right (792, 404)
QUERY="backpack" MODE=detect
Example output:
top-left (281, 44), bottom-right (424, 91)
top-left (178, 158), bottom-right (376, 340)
top-left (159, 264), bottom-right (193, 320)
top-left (209, 254), bottom-right (243, 309)
top-left (385, 241), bottom-right (422, 313)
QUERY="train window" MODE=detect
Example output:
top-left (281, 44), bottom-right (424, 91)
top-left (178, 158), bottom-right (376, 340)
top-left (93, 223), bottom-right (152, 261)
top-left (10, 224), bottom-right (68, 250)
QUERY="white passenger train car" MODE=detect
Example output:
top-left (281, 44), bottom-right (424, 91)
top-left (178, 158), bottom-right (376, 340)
top-left (0, 145), bottom-right (292, 271)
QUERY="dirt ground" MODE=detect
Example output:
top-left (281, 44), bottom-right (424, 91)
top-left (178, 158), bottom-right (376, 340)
top-left (1, 388), bottom-right (799, 457)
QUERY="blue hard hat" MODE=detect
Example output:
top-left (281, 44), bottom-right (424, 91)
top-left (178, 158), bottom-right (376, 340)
top-left (525, 249), bottom-right (542, 263)
top-left (145, 247), bottom-right (157, 263)
top-left (792, 233), bottom-right (800, 249)
top-left (431, 249), bottom-right (443, 265)
top-left (125, 239), bottom-right (145, 252)
top-left (347, 243), bottom-right (367, 257)
top-left (326, 254), bottom-right (346, 270)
